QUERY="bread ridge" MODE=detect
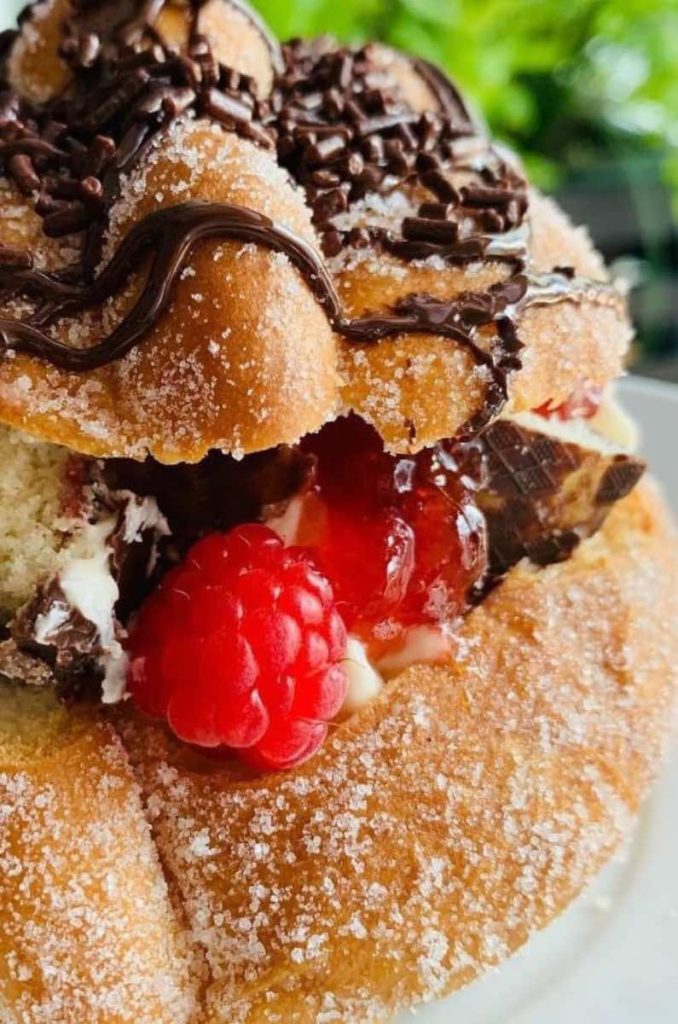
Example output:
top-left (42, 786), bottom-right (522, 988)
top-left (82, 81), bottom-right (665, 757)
top-left (0, 698), bottom-right (199, 1023)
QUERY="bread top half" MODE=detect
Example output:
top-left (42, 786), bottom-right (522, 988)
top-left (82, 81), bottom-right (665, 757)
top-left (0, 0), bottom-right (631, 463)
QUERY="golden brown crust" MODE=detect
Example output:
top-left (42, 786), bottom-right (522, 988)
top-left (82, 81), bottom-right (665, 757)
top-left (6, 0), bottom-right (72, 104)
top-left (155, 0), bottom-right (275, 95)
top-left (1, 482), bottom-right (676, 1021)
top-left (336, 190), bottom-right (629, 451)
top-left (0, 691), bottom-right (196, 1023)
top-left (0, 123), bottom-right (341, 463)
top-left (105, 480), bottom-right (677, 1022)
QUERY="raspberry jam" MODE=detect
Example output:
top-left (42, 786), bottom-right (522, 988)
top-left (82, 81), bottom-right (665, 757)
top-left (535, 381), bottom-right (602, 422)
top-left (299, 416), bottom-right (487, 649)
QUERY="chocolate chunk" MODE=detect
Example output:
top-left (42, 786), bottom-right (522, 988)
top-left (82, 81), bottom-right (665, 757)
top-left (100, 444), bottom-right (317, 555)
top-left (12, 578), bottom-right (101, 693)
top-left (477, 420), bottom-right (645, 578)
top-left (595, 456), bottom-right (645, 505)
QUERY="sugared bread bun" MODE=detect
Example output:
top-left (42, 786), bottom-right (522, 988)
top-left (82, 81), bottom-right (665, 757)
top-left (0, 2), bottom-right (676, 1023)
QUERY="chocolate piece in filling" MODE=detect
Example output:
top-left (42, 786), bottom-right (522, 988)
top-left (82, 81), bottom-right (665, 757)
top-left (477, 419), bottom-right (645, 578)
top-left (6, 443), bottom-right (316, 698)
top-left (0, 413), bottom-right (645, 700)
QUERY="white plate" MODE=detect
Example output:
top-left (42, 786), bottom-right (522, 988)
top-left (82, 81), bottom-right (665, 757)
top-left (399, 375), bottom-right (678, 1024)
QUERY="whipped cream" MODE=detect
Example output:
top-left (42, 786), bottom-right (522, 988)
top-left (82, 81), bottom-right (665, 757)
top-left (375, 625), bottom-right (453, 679)
top-left (47, 492), bottom-right (168, 703)
top-left (340, 637), bottom-right (384, 715)
top-left (58, 515), bottom-right (126, 703)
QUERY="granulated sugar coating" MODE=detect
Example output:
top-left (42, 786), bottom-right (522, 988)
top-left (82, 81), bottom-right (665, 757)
top-left (108, 483), bottom-right (678, 1023)
top-left (0, 119), bottom-right (340, 464)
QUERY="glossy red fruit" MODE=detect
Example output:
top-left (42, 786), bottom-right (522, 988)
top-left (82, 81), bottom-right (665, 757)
top-left (127, 525), bottom-right (347, 771)
top-left (534, 381), bottom-right (603, 421)
top-left (300, 416), bottom-right (487, 644)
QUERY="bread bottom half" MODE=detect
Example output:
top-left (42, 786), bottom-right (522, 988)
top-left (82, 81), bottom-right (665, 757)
top-left (1, 480), bottom-right (677, 1023)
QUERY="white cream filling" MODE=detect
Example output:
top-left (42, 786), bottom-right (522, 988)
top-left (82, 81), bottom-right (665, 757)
top-left (58, 516), bottom-right (126, 703)
top-left (590, 388), bottom-right (639, 452)
top-left (266, 497), bottom-right (455, 713)
top-left (118, 488), bottom-right (171, 545)
top-left (52, 493), bottom-right (168, 704)
top-left (33, 602), bottom-right (70, 646)
top-left (375, 625), bottom-right (452, 680)
top-left (340, 637), bottom-right (384, 715)
top-left (508, 388), bottom-right (638, 455)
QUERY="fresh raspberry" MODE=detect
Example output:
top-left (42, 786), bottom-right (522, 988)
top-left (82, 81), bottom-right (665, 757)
top-left (127, 524), bottom-right (348, 771)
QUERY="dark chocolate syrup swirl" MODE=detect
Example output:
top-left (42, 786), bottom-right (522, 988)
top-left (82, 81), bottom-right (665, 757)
top-left (0, 3), bottom-right (624, 441)
top-left (0, 197), bottom-right (620, 436)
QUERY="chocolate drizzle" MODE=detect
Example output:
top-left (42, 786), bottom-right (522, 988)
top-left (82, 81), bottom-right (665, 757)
top-left (477, 418), bottom-right (645, 578)
top-left (0, 195), bottom-right (620, 436)
top-left (0, 2), bottom-right (625, 441)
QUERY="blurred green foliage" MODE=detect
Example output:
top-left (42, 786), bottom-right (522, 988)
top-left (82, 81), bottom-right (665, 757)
top-left (257, 0), bottom-right (678, 203)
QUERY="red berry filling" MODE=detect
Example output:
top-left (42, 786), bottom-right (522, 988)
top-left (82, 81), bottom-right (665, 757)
top-left (127, 417), bottom-right (489, 771)
top-left (534, 381), bottom-right (602, 422)
top-left (299, 416), bottom-right (487, 648)
top-left (128, 525), bottom-right (347, 771)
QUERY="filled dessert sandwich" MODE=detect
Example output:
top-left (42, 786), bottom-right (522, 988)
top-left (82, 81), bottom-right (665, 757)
top-left (1, 2), bottom-right (677, 1021)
